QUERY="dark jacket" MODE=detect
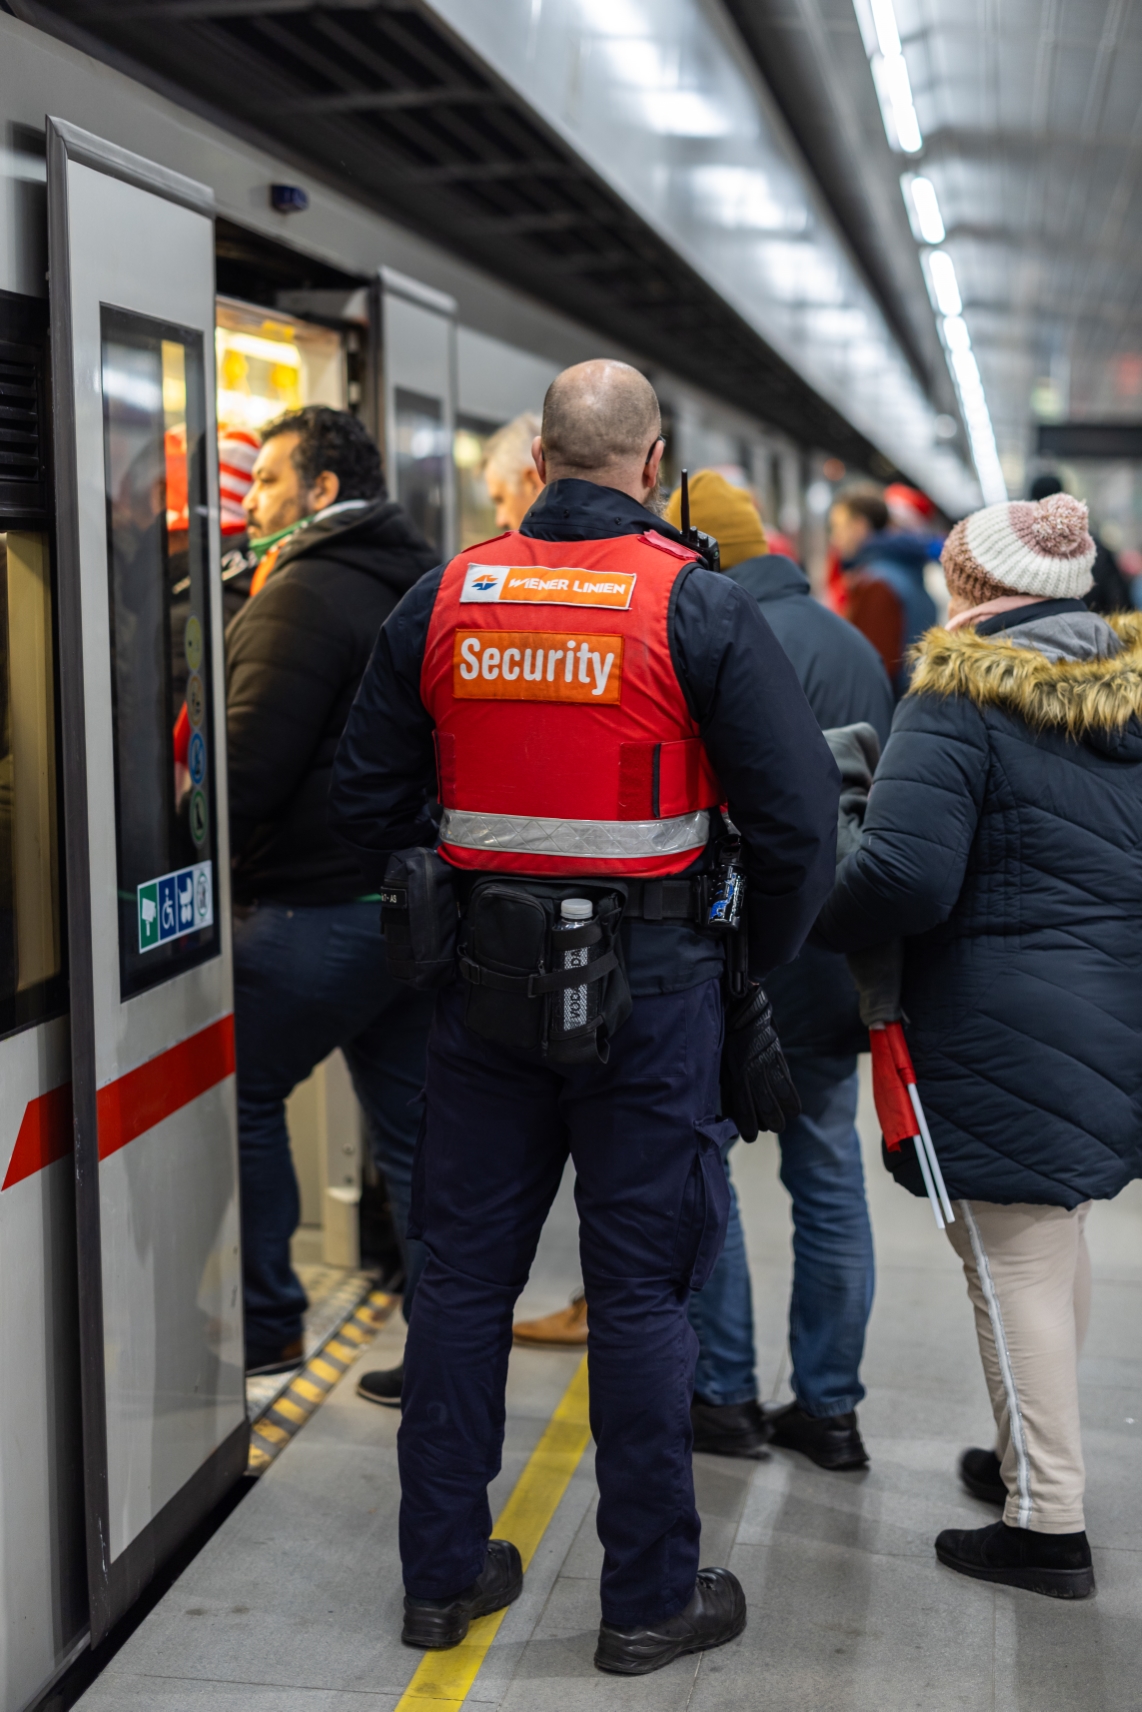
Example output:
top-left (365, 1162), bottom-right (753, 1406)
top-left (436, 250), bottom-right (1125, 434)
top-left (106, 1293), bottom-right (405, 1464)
top-left (816, 602), bottom-right (1142, 1207)
top-left (330, 480), bottom-right (840, 995)
top-left (726, 553), bottom-right (893, 1061)
top-left (849, 530), bottom-right (940, 693)
top-left (226, 497), bottom-right (438, 905)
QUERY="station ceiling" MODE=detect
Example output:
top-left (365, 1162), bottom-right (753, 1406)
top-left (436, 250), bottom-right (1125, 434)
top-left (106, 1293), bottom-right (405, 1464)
top-left (12, 0), bottom-right (904, 479)
top-left (728, 0), bottom-right (1142, 498)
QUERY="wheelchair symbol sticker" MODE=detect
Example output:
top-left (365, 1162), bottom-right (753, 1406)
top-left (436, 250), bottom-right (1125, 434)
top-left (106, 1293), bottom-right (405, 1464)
top-left (137, 860), bottom-right (214, 952)
top-left (188, 729), bottom-right (206, 786)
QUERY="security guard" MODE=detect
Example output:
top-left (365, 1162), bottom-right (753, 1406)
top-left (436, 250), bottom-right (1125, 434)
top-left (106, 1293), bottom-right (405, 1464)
top-left (330, 361), bottom-right (839, 1675)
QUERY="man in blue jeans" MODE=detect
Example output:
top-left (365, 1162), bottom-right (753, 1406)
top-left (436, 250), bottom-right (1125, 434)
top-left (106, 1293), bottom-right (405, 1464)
top-left (678, 476), bottom-right (892, 1469)
top-left (226, 406), bottom-right (438, 1374)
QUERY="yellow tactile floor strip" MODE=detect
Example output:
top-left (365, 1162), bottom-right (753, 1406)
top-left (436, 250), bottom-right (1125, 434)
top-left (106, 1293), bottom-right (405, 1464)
top-left (395, 1353), bottom-right (592, 1711)
top-left (247, 1287), bottom-right (397, 1474)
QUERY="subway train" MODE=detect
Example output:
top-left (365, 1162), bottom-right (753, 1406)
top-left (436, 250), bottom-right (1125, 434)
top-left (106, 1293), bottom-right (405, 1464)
top-left (0, 14), bottom-right (832, 1711)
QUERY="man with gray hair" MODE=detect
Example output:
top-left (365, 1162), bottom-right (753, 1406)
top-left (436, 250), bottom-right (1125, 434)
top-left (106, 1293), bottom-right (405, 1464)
top-left (332, 358), bottom-right (839, 1673)
top-left (480, 410), bottom-right (542, 531)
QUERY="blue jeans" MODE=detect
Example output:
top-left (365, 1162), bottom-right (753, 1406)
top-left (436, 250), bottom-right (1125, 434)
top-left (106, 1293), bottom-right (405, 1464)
top-left (688, 1064), bottom-right (875, 1418)
top-left (233, 900), bottom-right (434, 1358)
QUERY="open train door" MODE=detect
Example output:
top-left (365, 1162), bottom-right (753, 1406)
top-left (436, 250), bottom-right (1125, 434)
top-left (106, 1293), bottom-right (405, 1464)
top-left (46, 118), bottom-right (247, 1641)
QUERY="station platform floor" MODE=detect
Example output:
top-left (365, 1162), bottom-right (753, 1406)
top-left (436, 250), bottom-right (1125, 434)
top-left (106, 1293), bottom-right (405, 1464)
top-left (77, 1067), bottom-right (1142, 1711)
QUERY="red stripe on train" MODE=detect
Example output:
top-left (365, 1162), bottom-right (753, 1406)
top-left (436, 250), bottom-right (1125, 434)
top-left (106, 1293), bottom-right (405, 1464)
top-left (2, 1082), bottom-right (74, 1190)
top-left (96, 1015), bottom-right (235, 1160)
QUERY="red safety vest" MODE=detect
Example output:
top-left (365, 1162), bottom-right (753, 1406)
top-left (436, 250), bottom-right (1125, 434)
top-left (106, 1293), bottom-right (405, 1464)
top-left (420, 529), bottom-right (723, 875)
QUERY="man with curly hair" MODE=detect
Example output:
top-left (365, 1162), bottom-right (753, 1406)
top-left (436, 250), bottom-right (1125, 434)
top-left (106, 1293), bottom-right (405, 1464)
top-left (228, 406), bottom-right (439, 1374)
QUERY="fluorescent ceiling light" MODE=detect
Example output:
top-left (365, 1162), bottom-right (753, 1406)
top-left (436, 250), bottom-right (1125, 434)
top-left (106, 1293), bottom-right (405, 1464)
top-left (926, 250), bottom-right (962, 317)
top-left (857, 0), bottom-right (923, 153)
top-left (942, 314), bottom-right (971, 352)
top-left (906, 175), bottom-right (945, 243)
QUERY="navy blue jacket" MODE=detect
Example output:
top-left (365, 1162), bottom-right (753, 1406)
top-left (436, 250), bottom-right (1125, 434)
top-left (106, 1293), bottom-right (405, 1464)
top-left (726, 553), bottom-right (893, 1062)
top-left (329, 480), bottom-right (840, 995)
top-left (816, 603), bottom-right (1142, 1207)
top-left (849, 531), bottom-right (939, 693)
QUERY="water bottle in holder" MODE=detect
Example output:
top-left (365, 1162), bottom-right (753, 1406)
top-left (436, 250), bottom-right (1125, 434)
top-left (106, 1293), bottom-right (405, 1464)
top-left (554, 897), bottom-right (594, 1037)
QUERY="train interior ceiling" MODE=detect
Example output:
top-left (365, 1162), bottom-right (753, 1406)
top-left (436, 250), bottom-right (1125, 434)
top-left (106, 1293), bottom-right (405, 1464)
top-left (1, 2), bottom-right (1141, 1711)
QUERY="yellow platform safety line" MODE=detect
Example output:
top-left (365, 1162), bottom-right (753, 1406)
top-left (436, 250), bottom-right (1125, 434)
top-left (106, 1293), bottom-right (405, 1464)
top-left (395, 1354), bottom-right (592, 1712)
top-left (247, 1288), bottom-right (398, 1475)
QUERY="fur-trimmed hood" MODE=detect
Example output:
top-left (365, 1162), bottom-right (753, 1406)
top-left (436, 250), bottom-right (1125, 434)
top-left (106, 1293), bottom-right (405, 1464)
top-left (908, 611), bottom-right (1142, 753)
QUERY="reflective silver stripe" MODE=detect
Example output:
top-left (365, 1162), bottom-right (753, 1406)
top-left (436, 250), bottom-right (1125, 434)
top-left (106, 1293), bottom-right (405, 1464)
top-left (439, 808), bottom-right (710, 861)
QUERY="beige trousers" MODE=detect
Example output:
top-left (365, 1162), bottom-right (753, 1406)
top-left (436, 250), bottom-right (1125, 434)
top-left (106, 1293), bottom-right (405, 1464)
top-left (946, 1199), bottom-right (1091, 1534)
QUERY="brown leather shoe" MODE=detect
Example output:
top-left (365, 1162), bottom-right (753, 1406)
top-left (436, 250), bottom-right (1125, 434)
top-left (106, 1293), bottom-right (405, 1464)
top-left (513, 1291), bottom-right (588, 1347)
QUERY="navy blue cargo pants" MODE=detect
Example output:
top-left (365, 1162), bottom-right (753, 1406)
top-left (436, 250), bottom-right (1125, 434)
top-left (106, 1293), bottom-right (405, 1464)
top-left (398, 976), bottom-right (733, 1629)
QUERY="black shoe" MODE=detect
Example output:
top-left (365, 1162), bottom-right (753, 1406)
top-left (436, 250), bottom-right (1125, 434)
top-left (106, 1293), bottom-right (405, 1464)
top-left (960, 1446), bottom-right (1006, 1506)
top-left (245, 1335), bottom-right (304, 1377)
top-left (766, 1403), bottom-right (868, 1470)
top-left (595, 1567), bottom-right (746, 1676)
top-left (691, 1397), bottom-right (772, 1460)
top-left (935, 1519), bottom-right (1094, 1599)
top-left (402, 1540), bottom-right (523, 1648)
top-left (357, 1362), bottom-right (403, 1408)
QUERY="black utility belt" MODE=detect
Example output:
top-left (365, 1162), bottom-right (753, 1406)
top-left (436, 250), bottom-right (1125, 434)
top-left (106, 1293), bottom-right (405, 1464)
top-left (380, 850), bottom-right (748, 1062)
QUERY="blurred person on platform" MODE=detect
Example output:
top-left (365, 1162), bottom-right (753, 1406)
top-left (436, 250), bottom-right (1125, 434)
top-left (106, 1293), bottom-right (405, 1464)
top-left (217, 424), bottom-right (261, 620)
top-left (672, 472), bottom-right (891, 1469)
top-left (480, 411), bottom-right (543, 531)
top-left (816, 493), bottom-right (1142, 1599)
top-left (515, 471), bottom-right (892, 1470)
top-left (227, 405), bottom-right (438, 1375)
top-left (829, 485), bottom-right (941, 694)
top-left (1030, 472), bottom-right (1132, 615)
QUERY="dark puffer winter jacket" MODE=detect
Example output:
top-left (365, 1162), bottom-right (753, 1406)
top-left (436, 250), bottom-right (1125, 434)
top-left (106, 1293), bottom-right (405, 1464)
top-left (226, 498), bottom-right (438, 904)
top-left (816, 604), bottom-right (1142, 1207)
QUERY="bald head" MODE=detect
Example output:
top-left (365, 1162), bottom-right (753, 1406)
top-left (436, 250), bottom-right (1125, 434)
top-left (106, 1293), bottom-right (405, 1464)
top-left (533, 359), bottom-right (664, 505)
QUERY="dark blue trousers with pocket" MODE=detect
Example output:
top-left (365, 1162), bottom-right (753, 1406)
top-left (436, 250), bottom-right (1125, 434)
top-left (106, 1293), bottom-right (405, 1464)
top-left (398, 976), bottom-right (732, 1629)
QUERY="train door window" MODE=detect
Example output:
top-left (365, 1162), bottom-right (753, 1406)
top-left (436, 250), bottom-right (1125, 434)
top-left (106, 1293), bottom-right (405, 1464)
top-left (215, 297), bottom-right (346, 434)
top-left (395, 386), bottom-right (446, 555)
top-left (0, 527), bottom-right (63, 1036)
top-left (454, 412), bottom-right (503, 548)
top-left (102, 308), bottom-right (218, 998)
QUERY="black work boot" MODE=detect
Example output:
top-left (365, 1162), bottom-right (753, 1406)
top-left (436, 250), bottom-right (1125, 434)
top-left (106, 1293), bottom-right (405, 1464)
top-left (766, 1402), bottom-right (868, 1470)
top-left (595, 1567), bottom-right (746, 1675)
top-left (402, 1540), bottom-right (523, 1648)
top-left (935, 1520), bottom-right (1094, 1599)
top-left (691, 1396), bottom-right (772, 1460)
top-left (357, 1361), bottom-right (403, 1408)
top-left (959, 1446), bottom-right (1006, 1506)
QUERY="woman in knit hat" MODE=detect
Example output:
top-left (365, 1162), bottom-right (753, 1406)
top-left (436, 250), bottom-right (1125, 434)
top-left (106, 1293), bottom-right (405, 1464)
top-left (814, 492), bottom-right (1142, 1599)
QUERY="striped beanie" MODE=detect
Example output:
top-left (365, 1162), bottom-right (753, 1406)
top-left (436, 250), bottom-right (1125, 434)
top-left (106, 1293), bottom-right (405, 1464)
top-left (941, 494), bottom-right (1096, 606)
top-left (218, 426), bottom-right (261, 535)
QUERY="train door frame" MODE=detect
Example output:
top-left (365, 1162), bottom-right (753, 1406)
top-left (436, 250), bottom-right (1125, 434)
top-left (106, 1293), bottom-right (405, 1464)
top-left (47, 116), bottom-right (248, 1642)
top-left (379, 266), bottom-right (458, 562)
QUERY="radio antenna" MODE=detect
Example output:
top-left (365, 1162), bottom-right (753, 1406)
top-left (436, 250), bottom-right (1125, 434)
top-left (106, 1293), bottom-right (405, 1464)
top-left (680, 468), bottom-right (691, 542)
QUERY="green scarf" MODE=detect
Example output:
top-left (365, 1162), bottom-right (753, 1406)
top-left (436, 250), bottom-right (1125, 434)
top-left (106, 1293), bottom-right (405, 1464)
top-left (248, 513), bottom-right (314, 563)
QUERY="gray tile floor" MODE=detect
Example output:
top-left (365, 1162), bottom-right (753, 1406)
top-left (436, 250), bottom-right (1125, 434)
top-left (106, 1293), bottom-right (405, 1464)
top-left (78, 1065), bottom-right (1142, 1710)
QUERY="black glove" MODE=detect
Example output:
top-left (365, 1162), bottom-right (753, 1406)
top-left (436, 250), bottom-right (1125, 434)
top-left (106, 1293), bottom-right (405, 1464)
top-left (720, 984), bottom-right (801, 1141)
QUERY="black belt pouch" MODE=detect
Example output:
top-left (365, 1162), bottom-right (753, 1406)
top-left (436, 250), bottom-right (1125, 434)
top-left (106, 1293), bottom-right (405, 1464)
top-left (460, 879), bottom-right (631, 1063)
top-left (380, 848), bottom-right (458, 989)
